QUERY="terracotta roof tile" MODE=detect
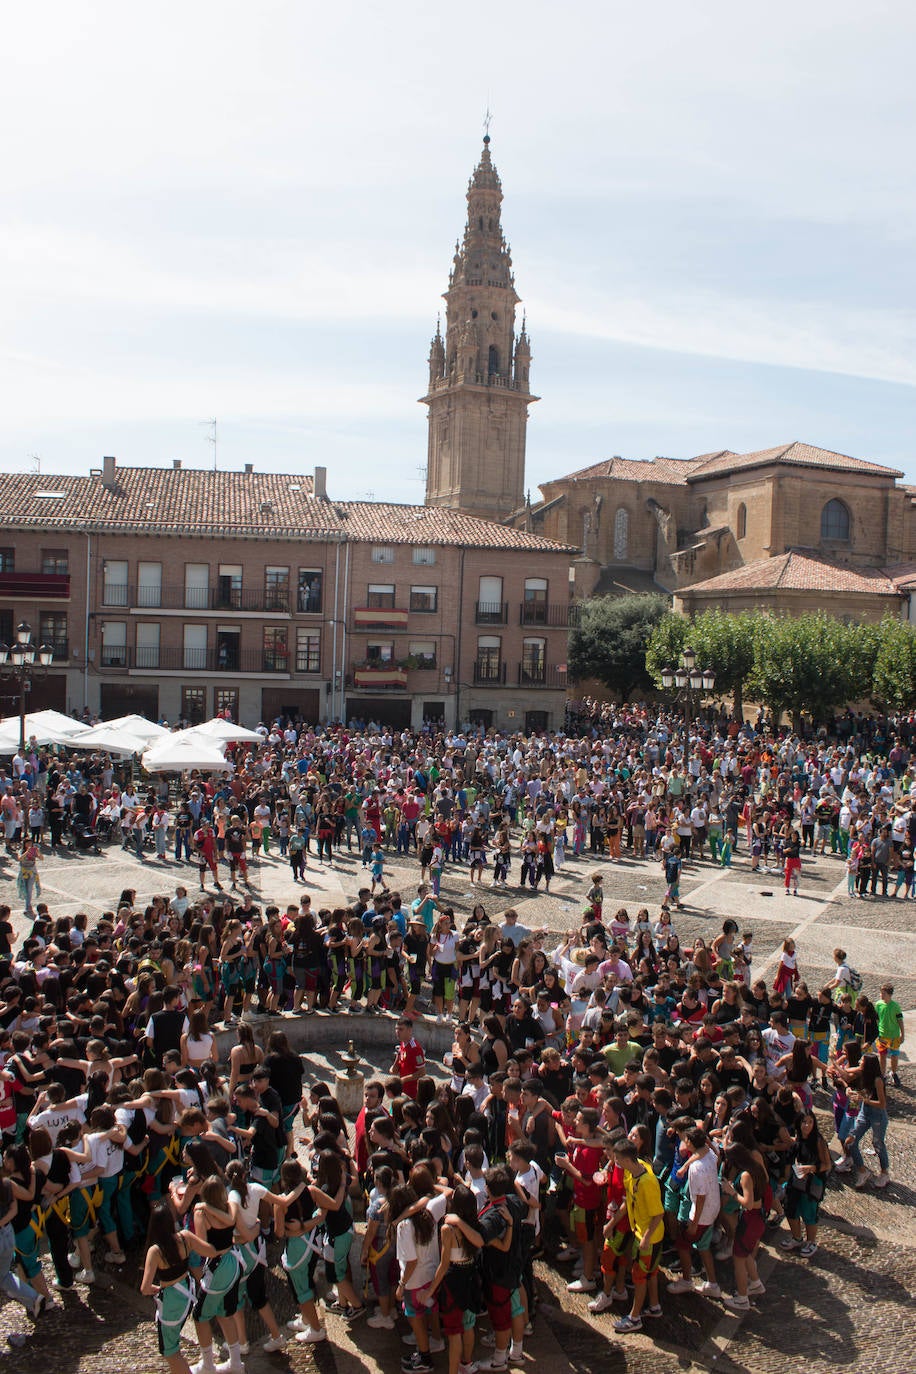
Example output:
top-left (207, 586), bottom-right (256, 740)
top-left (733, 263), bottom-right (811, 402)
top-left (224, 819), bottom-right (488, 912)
top-left (556, 455), bottom-right (713, 484)
top-left (687, 441), bottom-right (903, 481)
top-left (0, 466), bottom-right (574, 553)
top-left (681, 550), bottom-right (902, 597)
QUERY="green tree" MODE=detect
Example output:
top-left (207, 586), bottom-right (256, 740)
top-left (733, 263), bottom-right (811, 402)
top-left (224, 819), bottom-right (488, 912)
top-left (569, 593), bottom-right (670, 698)
top-left (687, 609), bottom-right (758, 718)
top-left (747, 612), bottom-right (869, 729)
top-left (644, 612), bottom-right (689, 687)
top-left (872, 617), bottom-right (916, 709)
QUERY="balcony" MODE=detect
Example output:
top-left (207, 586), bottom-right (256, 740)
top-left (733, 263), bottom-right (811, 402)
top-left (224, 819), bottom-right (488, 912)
top-left (99, 648), bottom-right (292, 675)
top-left (473, 659), bottom-right (507, 685)
top-left (102, 584), bottom-right (291, 613)
top-left (517, 663), bottom-right (567, 689)
top-left (475, 601), bottom-right (508, 625)
top-left (352, 606), bottom-right (409, 629)
top-left (519, 602), bottom-right (580, 627)
top-left (0, 572), bottom-right (70, 599)
top-left (350, 662), bottom-right (408, 690)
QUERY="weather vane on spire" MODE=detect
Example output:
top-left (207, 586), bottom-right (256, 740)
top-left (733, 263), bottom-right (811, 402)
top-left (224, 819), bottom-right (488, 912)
top-left (483, 106), bottom-right (492, 141)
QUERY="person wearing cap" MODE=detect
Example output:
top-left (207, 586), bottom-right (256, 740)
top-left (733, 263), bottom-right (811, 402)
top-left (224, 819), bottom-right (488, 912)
top-left (403, 913), bottom-right (428, 1020)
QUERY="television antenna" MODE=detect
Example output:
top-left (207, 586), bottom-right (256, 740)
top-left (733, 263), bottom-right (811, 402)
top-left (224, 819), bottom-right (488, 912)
top-left (200, 418), bottom-right (217, 472)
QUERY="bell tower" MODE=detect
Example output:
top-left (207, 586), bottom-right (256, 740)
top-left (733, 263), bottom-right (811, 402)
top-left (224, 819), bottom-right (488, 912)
top-left (422, 136), bottom-right (537, 522)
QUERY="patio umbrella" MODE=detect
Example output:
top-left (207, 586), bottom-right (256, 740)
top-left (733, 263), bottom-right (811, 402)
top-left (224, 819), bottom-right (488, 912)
top-left (141, 735), bottom-right (232, 774)
top-left (190, 718), bottom-right (263, 744)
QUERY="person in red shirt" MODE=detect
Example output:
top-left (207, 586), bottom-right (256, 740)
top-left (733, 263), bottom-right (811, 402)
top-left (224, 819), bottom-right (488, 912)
top-left (391, 1017), bottom-right (425, 1099)
top-left (591, 1134), bottom-right (634, 1312)
top-left (193, 821), bottom-right (222, 890)
top-left (354, 1079), bottom-right (386, 1181)
top-left (557, 1106), bottom-right (605, 1293)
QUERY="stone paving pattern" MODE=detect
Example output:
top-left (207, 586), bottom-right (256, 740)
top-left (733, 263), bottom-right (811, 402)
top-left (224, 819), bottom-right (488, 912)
top-left (0, 835), bottom-right (913, 1372)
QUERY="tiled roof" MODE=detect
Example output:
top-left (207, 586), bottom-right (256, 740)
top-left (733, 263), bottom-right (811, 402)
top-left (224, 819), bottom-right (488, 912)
top-left (687, 441), bottom-right (903, 481)
top-left (0, 466), bottom-right (574, 552)
top-left (680, 550), bottom-right (903, 597)
top-left (556, 455), bottom-right (712, 484)
top-left (885, 563), bottom-right (916, 591)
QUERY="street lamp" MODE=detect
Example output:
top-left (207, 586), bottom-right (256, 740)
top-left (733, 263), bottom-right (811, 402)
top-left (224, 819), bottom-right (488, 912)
top-left (0, 622), bottom-right (54, 753)
top-left (660, 646), bottom-right (715, 739)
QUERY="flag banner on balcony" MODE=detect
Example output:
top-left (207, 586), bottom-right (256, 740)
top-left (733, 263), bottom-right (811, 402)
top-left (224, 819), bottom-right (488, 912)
top-left (354, 667), bottom-right (408, 688)
top-left (353, 607), bottom-right (409, 628)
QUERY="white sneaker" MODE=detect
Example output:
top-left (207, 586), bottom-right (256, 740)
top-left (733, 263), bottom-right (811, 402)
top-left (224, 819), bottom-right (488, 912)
top-left (429, 1338), bottom-right (446, 1353)
top-left (367, 1312), bottom-right (396, 1329)
top-left (286, 1318), bottom-right (307, 1333)
top-left (214, 1361), bottom-right (244, 1374)
top-left (833, 1157), bottom-right (853, 1173)
top-left (74, 1269), bottom-right (95, 1285)
top-left (567, 1277), bottom-right (596, 1293)
top-left (747, 1279), bottom-right (766, 1295)
top-left (191, 1362), bottom-right (216, 1374)
top-left (699, 1281), bottom-right (722, 1298)
top-left (723, 1293), bottom-right (750, 1312)
top-left (666, 1277), bottom-right (696, 1294)
top-left (296, 1327), bottom-right (327, 1344)
top-left (67, 1251), bottom-right (80, 1270)
top-left (588, 1292), bottom-right (616, 1313)
top-left (262, 1336), bottom-right (287, 1352)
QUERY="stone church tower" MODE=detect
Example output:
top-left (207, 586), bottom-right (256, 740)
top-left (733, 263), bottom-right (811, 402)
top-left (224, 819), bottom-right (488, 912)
top-left (422, 137), bottom-right (537, 522)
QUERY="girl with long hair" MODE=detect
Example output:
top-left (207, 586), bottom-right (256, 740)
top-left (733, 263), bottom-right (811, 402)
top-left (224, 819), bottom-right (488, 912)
top-left (224, 1160), bottom-right (287, 1354)
top-left (428, 1183), bottom-right (484, 1374)
top-left (190, 1174), bottom-right (244, 1374)
top-left (719, 1143), bottom-right (767, 1312)
top-left (274, 1157), bottom-right (327, 1344)
top-left (780, 1112), bottom-right (832, 1258)
top-left (140, 1200), bottom-right (218, 1374)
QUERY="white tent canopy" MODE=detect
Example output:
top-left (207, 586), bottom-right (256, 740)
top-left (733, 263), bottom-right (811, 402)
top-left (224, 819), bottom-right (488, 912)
top-left (76, 724), bottom-right (151, 757)
top-left (103, 714), bottom-right (170, 745)
top-left (0, 709), bottom-right (92, 751)
top-left (189, 717), bottom-right (263, 744)
top-left (141, 734), bottom-right (232, 774)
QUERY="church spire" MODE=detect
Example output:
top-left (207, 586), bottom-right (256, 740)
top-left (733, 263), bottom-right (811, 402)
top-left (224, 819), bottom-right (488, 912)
top-left (421, 137), bottom-right (538, 523)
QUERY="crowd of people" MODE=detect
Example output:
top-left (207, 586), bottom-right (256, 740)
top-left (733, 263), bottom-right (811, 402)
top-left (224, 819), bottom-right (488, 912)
top-left (0, 705), bottom-right (909, 1371)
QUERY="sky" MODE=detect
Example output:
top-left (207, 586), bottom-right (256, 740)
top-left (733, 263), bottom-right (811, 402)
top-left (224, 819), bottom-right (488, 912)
top-left (2, 1), bottom-right (915, 501)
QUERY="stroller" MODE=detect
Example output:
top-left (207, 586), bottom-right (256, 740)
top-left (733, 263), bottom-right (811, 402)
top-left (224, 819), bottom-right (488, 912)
top-left (69, 817), bottom-right (101, 855)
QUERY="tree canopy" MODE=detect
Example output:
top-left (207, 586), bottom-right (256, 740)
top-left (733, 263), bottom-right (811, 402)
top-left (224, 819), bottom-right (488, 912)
top-left (569, 593), bottom-right (670, 698)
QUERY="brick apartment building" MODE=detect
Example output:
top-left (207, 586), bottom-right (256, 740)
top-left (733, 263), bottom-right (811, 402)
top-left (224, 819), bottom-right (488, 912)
top-left (0, 457), bottom-right (575, 732)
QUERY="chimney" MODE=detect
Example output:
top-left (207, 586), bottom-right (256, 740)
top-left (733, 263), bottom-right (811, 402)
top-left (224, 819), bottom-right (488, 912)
top-left (102, 455), bottom-right (117, 489)
top-left (314, 466), bottom-right (328, 500)
top-left (244, 463), bottom-right (253, 476)
top-left (172, 458), bottom-right (182, 470)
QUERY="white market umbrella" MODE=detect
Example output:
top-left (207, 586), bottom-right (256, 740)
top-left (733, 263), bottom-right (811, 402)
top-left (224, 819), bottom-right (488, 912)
top-left (0, 709), bottom-right (92, 750)
top-left (103, 714), bottom-right (170, 745)
top-left (75, 724), bottom-right (150, 757)
top-left (141, 735), bottom-right (232, 774)
top-left (190, 717), bottom-right (263, 744)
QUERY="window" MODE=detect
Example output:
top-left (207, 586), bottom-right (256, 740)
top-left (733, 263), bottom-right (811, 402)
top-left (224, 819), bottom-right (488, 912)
top-left (475, 635), bottom-right (502, 682)
top-left (522, 637), bottom-right (547, 684)
top-left (103, 559), bottom-right (128, 606)
top-left (522, 577), bottom-right (548, 625)
top-left (101, 621), bottom-right (127, 667)
top-left (216, 627), bottom-right (240, 672)
top-left (736, 503), bottom-right (747, 540)
top-left (367, 583), bottom-right (396, 609)
top-left (136, 622), bottom-right (160, 669)
top-left (296, 629), bottom-right (321, 674)
top-left (297, 569), bottom-right (323, 613)
top-left (366, 641), bottom-right (394, 663)
top-left (216, 564), bottom-right (242, 609)
top-left (184, 563), bottom-right (210, 610)
top-left (0, 549), bottom-right (14, 572)
top-left (263, 626), bottom-right (288, 670)
top-left (215, 687), bottom-right (238, 719)
top-left (41, 549), bottom-right (69, 575)
top-left (137, 561), bottom-right (162, 607)
top-left (821, 499), bottom-right (851, 543)
top-left (183, 624), bottom-right (207, 671)
top-left (408, 640), bottom-right (437, 669)
top-left (39, 612), bottom-right (68, 657)
top-left (181, 686), bottom-right (207, 725)
top-left (410, 585), bottom-right (438, 613)
top-left (412, 547), bottom-right (436, 566)
top-left (264, 566), bottom-right (289, 610)
top-left (371, 546), bottom-right (394, 564)
top-left (477, 574), bottom-right (504, 622)
top-left (613, 507), bottom-right (629, 561)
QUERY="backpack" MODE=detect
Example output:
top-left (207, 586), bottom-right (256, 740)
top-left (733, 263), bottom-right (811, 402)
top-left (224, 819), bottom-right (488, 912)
top-left (847, 967), bottom-right (863, 993)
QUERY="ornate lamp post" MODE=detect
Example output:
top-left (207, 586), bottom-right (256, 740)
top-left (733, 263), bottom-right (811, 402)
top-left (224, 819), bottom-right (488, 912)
top-left (660, 646), bottom-right (715, 739)
top-left (0, 622), bottom-right (54, 753)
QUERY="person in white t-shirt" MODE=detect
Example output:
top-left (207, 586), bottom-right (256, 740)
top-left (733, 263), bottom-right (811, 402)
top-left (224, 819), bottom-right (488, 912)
top-left (394, 1187), bottom-right (447, 1362)
top-left (225, 1160), bottom-right (287, 1353)
top-left (668, 1127), bottom-right (722, 1296)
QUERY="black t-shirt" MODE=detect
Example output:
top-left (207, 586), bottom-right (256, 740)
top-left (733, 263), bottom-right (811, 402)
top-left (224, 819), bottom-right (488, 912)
top-left (262, 1052), bottom-right (304, 1107)
top-left (479, 1194), bottom-right (526, 1288)
top-left (505, 1014), bottom-right (544, 1053)
top-left (250, 1086), bottom-right (285, 1166)
top-left (225, 825), bottom-right (246, 855)
top-left (0, 920), bottom-right (13, 957)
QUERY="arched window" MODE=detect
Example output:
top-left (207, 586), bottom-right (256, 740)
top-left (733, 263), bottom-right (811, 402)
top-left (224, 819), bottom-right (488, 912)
top-left (821, 498), bottom-right (851, 543)
top-left (614, 507), bottom-right (629, 561)
top-left (736, 502), bottom-right (747, 540)
top-left (488, 345), bottom-right (499, 375)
